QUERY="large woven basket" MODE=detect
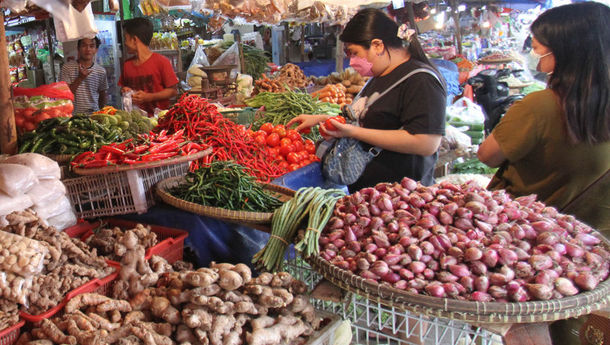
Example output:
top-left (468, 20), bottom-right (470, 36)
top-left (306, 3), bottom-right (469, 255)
top-left (44, 153), bottom-right (74, 164)
top-left (304, 231), bottom-right (610, 324)
top-left (156, 176), bottom-right (295, 225)
top-left (72, 149), bottom-right (212, 175)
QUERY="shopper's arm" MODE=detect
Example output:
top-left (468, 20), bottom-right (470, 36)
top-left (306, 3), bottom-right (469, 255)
top-left (325, 119), bottom-right (442, 156)
top-left (477, 133), bottom-right (507, 167)
top-left (132, 86), bottom-right (177, 104)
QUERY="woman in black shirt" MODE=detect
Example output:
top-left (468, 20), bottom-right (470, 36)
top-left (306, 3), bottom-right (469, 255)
top-left (288, 8), bottom-right (446, 192)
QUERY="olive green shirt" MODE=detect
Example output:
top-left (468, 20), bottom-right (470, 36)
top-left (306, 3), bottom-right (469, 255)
top-left (488, 89), bottom-right (610, 234)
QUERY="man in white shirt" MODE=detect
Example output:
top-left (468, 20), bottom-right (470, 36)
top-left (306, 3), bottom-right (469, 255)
top-left (60, 37), bottom-right (108, 114)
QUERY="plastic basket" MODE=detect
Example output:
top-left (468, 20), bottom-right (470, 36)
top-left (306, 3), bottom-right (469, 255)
top-left (20, 272), bottom-right (118, 323)
top-left (66, 219), bottom-right (188, 265)
top-left (304, 311), bottom-right (342, 345)
top-left (0, 321), bottom-right (25, 345)
top-left (63, 162), bottom-right (191, 218)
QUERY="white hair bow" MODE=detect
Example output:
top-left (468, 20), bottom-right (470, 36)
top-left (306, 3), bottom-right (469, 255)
top-left (397, 24), bottom-right (416, 41)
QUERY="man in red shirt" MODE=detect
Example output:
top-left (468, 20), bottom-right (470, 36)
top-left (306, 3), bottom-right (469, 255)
top-left (119, 18), bottom-right (178, 115)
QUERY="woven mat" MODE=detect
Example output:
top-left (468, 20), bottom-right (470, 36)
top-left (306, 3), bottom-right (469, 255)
top-left (73, 148), bottom-right (211, 175)
top-left (156, 176), bottom-right (294, 225)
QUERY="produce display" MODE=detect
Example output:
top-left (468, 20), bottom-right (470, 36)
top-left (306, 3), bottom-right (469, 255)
top-left (18, 116), bottom-right (121, 155)
top-left (90, 108), bottom-right (158, 139)
top-left (311, 84), bottom-right (351, 106)
top-left (1, 210), bottom-right (112, 314)
top-left (220, 41), bottom-right (270, 81)
top-left (318, 177), bottom-right (609, 302)
top-left (0, 300), bottom-right (18, 330)
top-left (71, 130), bottom-right (206, 168)
top-left (254, 64), bottom-right (309, 93)
top-left (245, 91), bottom-right (341, 130)
top-left (250, 123), bottom-right (319, 173)
top-left (254, 187), bottom-right (346, 272)
top-left (158, 94), bottom-right (283, 182)
top-left (0, 230), bottom-right (47, 277)
top-left (169, 161), bottom-right (283, 212)
top-left (311, 68), bottom-right (367, 100)
top-left (19, 261), bottom-right (319, 345)
top-left (13, 81), bottom-right (75, 132)
top-left (85, 223), bottom-right (159, 261)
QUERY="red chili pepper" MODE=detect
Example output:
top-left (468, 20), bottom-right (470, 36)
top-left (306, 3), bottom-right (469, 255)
top-left (141, 152), bottom-right (178, 161)
top-left (133, 145), bottom-right (148, 154)
top-left (100, 145), bottom-right (126, 155)
top-left (71, 151), bottom-right (94, 165)
top-left (148, 140), bottom-right (178, 154)
top-left (122, 158), bottom-right (139, 164)
top-left (82, 160), bottom-right (110, 168)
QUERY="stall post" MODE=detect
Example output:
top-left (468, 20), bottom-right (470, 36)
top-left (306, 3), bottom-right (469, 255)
top-left (449, 0), bottom-right (463, 55)
top-left (0, 12), bottom-right (18, 154)
top-left (45, 18), bottom-right (56, 82)
top-left (335, 26), bottom-right (344, 73)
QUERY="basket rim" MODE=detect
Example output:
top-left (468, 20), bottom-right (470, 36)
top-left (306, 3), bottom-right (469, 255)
top-left (0, 320), bottom-right (25, 337)
top-left (156, 175), bottom-right (295, 224)
top-left (72, 147), bottom-right (212, 175)
top-left (44, 153), bottom-right (75, 164)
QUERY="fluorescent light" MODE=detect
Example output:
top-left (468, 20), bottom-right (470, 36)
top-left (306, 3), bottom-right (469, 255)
top-left (481, 20), bottom-right (491, 28)
top-left (435, 22), bottom-right (444, 29)
top-left (458, 4), bottom-right (466, 12)
top-left (430, 8), bottom-right (437, 14)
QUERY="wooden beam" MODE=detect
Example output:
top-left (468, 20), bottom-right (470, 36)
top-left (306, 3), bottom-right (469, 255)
top-left (449, 0), bottom-right (463, 55)
top-left (335, 25), bottom-right (344, 73)
top-left (0, 12), bottom-right (18, 154)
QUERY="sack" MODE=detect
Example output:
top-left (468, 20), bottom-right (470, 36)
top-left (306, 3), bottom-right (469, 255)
top-left (2, 153), bottom-right (60, 180)
top-left (0, 193), bottom-right (33, 217)
top-left (47, 210), bottom-right (77, 231)
top-left (322, 137), bottom-right (380, 185)
top-left (33, 195), bottom-right (72, 220)
top-left (0, 164), bottom-right (38, 197)
top-left (26, 179), bottom-right (66, 206)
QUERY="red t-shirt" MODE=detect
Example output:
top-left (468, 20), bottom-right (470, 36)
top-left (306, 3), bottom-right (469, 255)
top-left (119, 53), bottom-right (178, 115)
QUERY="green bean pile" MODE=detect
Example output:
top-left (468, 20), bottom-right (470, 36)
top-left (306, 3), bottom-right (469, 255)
top-left (253, 187), bottom-right (345, 272)
top-left (245, 91), bottom-right (342, 130)
top-left (169, 161), bottom-right (283, 212)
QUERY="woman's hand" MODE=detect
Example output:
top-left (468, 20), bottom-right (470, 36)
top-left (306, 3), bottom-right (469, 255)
top-left (321, 118), bottom-right (355, 138)
top-left (287, 114), bottom-right (330, 133)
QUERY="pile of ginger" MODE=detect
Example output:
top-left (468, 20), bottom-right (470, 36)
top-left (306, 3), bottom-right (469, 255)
top-left (18, 260), bottom-right (320, 345)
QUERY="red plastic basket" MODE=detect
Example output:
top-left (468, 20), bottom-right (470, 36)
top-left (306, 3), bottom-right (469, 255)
top-left (63, 220), bottom-right (98, 238)
top-left (20, 272), bottom-right (118, 323)
top-left (0, 321), bottom-right (25, 345)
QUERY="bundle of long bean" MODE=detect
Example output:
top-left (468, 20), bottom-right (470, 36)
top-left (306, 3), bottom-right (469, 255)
top-left (158, 94), bottom-right (283, 182)
top-left (245, 91), bottom-right (342, 130)
top-left (294, 189), bottom-right (346, 257)
top-left (169, 161), bottom-right (283, 212)
top-left (253, 187), bottom-right (345, 272)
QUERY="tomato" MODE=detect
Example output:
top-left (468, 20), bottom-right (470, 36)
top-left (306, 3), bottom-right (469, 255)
top-left (289, 163), bottom-right (300, 172)
top-left (286, 129), bottom-right (301, 142)
top-left (267, 147), bottom-right (280, 158)
top-left (298, 127), bottom-right (311, 134)
top-left (47, 108), bottom-right (62, 118)
top-left (279, 138), bottom-right (292, 147)
top-left (305, 143), bottom-right (316, 154)
top-left (14, 115), bottom-right (25, 127)
top-left (246, 129), bottom-right (255, 137)
top-left (266, 133), bottom-right (280, 147)
top-left (300, 160), bottom-right (311, 168)
top-left (278, 161), bottom-right (290, 170)
top-left (286, 152), bottom-right (300, 164)
top-left (319, 125), bottom-right (329, 138)
top-left (255, 130), bottom-right (267, 138)
top-left (279, 144), bottom-right (294, 156)
top-left (22, 108), bottom-right (36, 118)
top-left (309, 154), bottom-right (319, 161)
top-left (254, 134), bottom-right (267, 146)
top-left (272, 124), bottom-right (287, 138)
top-left (304, 139), bottom-right (315, 146)
top-left (293, 140), bottom-right (304, 153)
top-left (324, 116), bottom-right (346, 131)
top-left (34, 112), bottom-right (51, 123)
top-left (23, 120), bottom-right (36, 132)
top-left (260, 122), bottom-right (274, 134)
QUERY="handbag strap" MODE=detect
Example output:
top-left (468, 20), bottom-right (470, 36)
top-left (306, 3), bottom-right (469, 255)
top-left (359, 67), bottom-right (442, 157)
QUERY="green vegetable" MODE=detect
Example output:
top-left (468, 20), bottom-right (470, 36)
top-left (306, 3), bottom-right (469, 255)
top-left (169, 161), bottom-right (283, 212)
top-left (452, 158), bottom-right (498, 175)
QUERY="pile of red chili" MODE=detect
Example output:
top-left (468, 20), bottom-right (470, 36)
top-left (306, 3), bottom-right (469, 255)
top-left (71, 129), bottom-right (206, 168)
top-left (158, 94), bottom-right (284, 182)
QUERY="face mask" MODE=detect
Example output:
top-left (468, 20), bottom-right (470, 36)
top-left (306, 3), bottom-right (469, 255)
top-left (350, 56), bottom-right (374, 77)
top-left (529, 50), bottom-right (552, 72)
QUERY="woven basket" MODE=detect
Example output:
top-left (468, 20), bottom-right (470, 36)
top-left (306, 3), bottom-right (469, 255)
top-left (44, 153), bottom-right (74, 164)
top-left (72, 148), bottom-right (212, 175)
top-left (156, 176), bottom-right (295, 224)
top-left (304, 232), bottom-right (610, 324)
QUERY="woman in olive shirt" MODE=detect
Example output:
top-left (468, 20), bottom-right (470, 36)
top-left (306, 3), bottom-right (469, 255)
top-left (478, 2), bottom-right (610, 234)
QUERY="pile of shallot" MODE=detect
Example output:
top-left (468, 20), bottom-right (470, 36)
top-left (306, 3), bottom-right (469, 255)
top-left (319, 178), bottom-right (609, 302)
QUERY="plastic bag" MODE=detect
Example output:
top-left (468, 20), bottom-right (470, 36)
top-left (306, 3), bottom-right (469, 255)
top-left (121, 90), bottom-right (148, 117)
top-left (26, 179), bottom-right (67, 206)
top-left (0, 272), bottom-right (33, 305)
top-left (444, 124), bottom-right (472, 150)
top-left (12, 82), bottom-right (74, 132)
top-left (0, 193), bottom-right (33, 217)
top-left (186, 45), bottom-right (211, 81)
top-left (2, 153), bottom-right (61, 180)
top-left (0, 231), bottom-right (48, 277)
top-left (29, 0), bottom-right (71, 23)
top-left (1, 0), bottom-right (28, 13)
top-left (213, 42), bottom-right (241, 75)
top-left (53, 3), bottom-right (98, 42)
top-left (155, 0), bottom-right (192, 10)
top-left (47, 210), bottom-right (78, 231)
top-left (32, 195), bottom-right (72, 220)
top-left (0, 164), bottom-right (38, 197)
top-left (446, 97), bottom-right (486, 124)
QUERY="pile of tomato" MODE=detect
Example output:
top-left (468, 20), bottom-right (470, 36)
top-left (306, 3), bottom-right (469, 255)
top-left (249, 123), bottom-right (319, 173)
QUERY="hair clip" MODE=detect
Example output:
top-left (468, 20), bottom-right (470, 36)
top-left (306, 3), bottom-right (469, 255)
top-left (397, 24), bottom-right (416, 41)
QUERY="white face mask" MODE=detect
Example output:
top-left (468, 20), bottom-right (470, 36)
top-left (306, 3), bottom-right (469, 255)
top-left (529, 50), bottom-right (552, 72)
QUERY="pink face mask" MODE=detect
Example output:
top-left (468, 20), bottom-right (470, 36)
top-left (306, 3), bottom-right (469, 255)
top-left (349, 56), bottom-right (373, 77)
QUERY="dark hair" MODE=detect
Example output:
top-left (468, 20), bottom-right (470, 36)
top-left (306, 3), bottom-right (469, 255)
top-left (339, 8), bottom-right (441, 82)
top-left (531, 2), bottom-right (610, 144)
top-left (78, 36), bottom-right (101, 48)
top-left (123, 17), bottom-right (154, 46)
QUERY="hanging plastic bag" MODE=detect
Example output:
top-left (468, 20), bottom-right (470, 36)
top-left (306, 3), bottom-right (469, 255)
top-left (213, 42), bottom-right (241, 75)
top-left (186, 45), bottom-right (210, 81)
top-left (29, 0), bottom-right (71, 23)
top-left (53, 3), bottom-right (98, 42)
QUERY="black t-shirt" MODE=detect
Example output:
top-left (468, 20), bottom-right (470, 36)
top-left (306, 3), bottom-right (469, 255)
top-left (349, 59), bottom-right (447, 192)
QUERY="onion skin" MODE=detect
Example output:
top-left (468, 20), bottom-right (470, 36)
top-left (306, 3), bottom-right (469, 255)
top-left (471, 291), bottom-right (493, 302)
top-left (474, 276), bottom-right (490, 292)
top-left (464, 247), bottom-right (483, 262)
top-left (526, 284), bottom-right (553, 300)
top-left (574, 272), bottom-right (599, 291)
top-left (554, 277), bottom-right (579, 296)
top-left (482, 249), bottom-right (499, 268)
top-left (425, 283), bottom-right (446, 298)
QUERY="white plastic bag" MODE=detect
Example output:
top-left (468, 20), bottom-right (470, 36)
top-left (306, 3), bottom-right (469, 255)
top-left (2, 153), bottom-right (61, 180)
top-left (29, 0), bottom-right (71, 23)
top-left (32, 195), bottom-right (72, 220)
top-left (446, 97), bottom-right (486, 124)
top-left (0, 164), bottom-right (38, 197)
top-left (213, 42), bottom-right (241, 75)
top-left (186, 45), bottom-right (210, 81)
top-left (26, 179), bottom-right (67, 206)
top-left (47, 210), bottom-right (77, 231)
top-left (444, 124), bottom-right (472, 149)
top-left (53, 3), bottom-right (98, 42)
top-left (0, 193), bottom-right (33, 217)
